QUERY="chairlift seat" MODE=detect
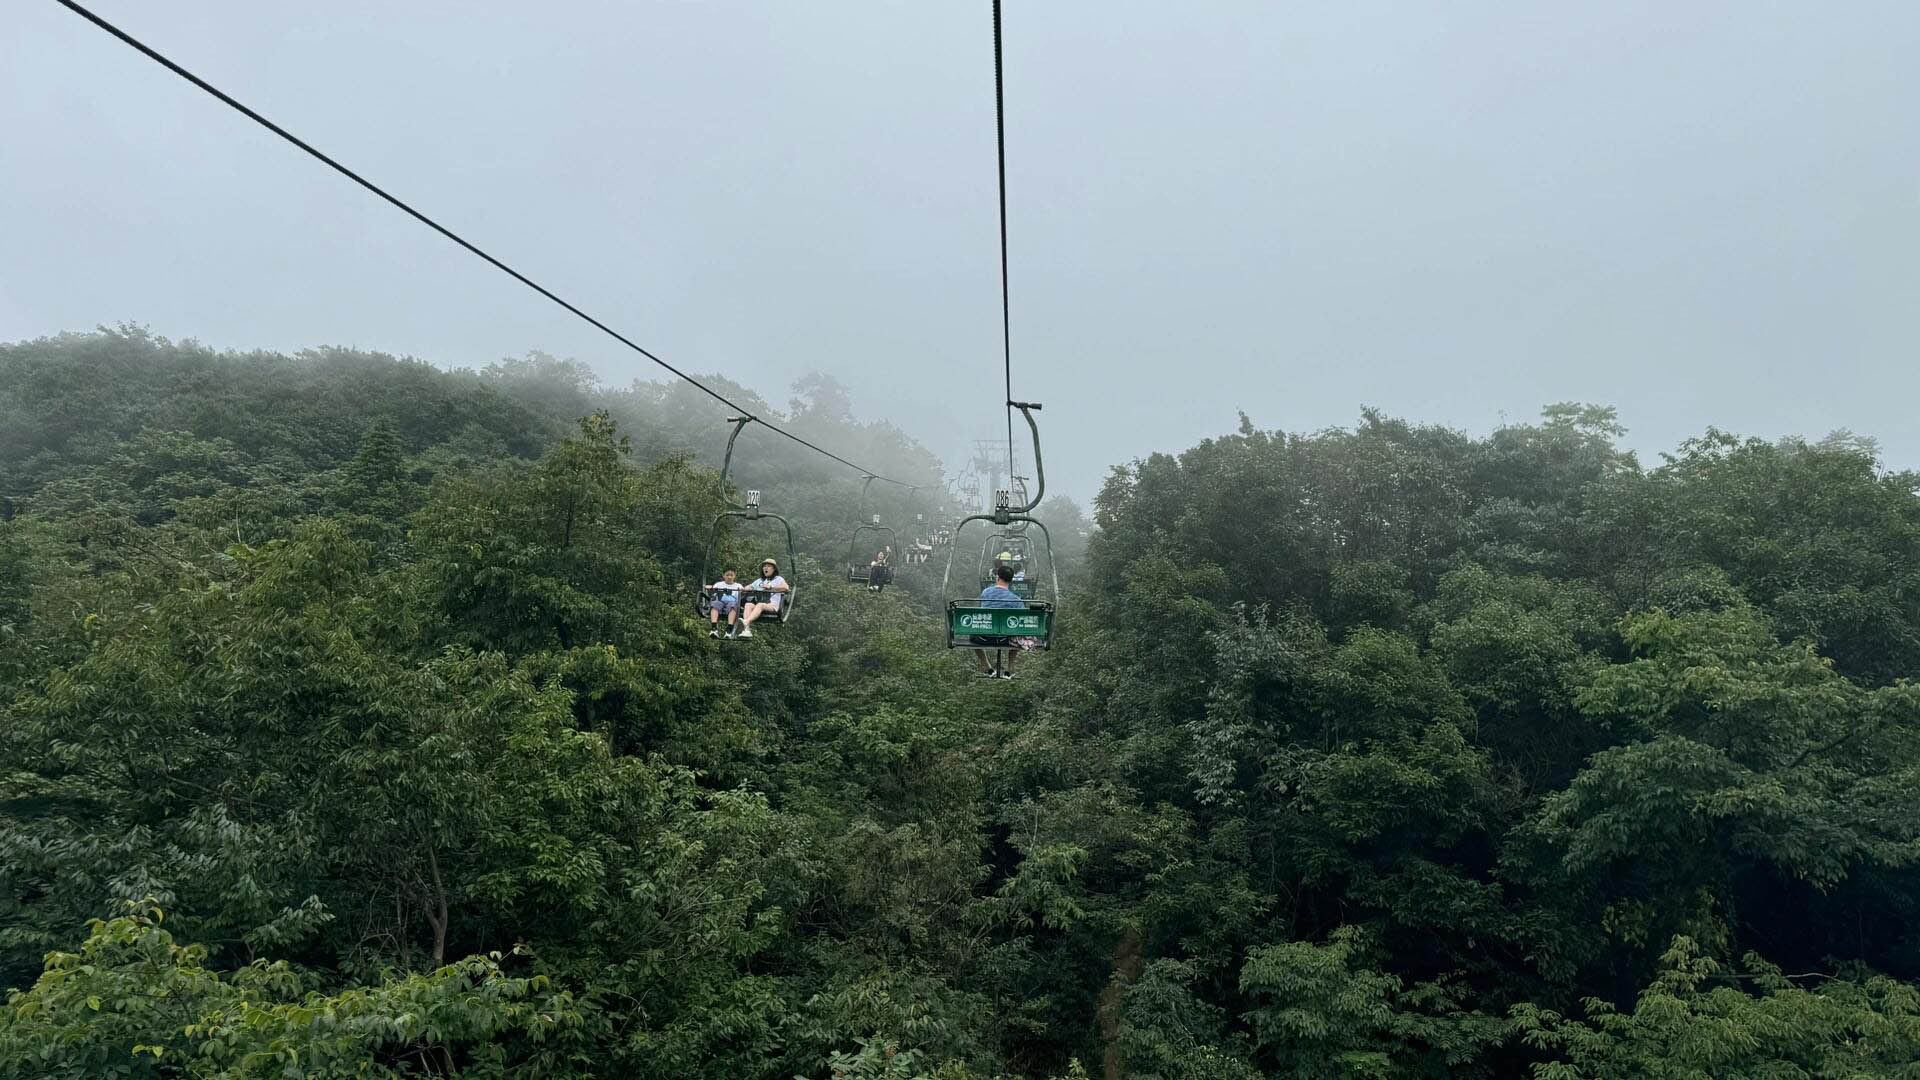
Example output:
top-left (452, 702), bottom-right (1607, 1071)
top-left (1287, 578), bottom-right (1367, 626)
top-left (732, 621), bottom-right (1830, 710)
top-left (696, 584), bottom-right (792, 624)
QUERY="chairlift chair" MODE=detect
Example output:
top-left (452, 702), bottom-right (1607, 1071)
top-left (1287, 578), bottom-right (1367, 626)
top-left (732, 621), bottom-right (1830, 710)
top-left (845, 476), bottom-right (898, 588)
top-left (695, 418), bottom-right (797, 628)
top-left (943, 402), bottom-right (1058, 657)
top-left (848, 514), bottom-right (897, 588)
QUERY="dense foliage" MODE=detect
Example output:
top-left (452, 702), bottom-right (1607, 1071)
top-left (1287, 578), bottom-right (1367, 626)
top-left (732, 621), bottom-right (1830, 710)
top-left (4, 329), bottom-right (1919, 1077)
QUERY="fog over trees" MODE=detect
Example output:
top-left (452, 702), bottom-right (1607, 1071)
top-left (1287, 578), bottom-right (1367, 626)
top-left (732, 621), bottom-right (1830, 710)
top-left (3, 328), bottom-right (1919, 1077)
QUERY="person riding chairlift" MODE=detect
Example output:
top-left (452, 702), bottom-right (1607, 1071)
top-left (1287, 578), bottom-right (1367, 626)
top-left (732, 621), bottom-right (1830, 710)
top-left (867, 547), bottom-right (893, 591)
top-left (735, 558), bottom-right (788, 638)
top-left (973, 563), bottom-right (1025, 679)
top-left (707, 568), bottom-right (743, 637)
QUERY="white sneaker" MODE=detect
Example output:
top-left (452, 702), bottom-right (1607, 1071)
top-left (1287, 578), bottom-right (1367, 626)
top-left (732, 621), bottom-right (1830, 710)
top-left (737, 627), bottom-right (752, 638)
top-left (709, 629), bottom-right (720, 638)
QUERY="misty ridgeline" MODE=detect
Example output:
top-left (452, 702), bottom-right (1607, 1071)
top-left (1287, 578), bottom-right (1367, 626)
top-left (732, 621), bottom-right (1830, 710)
top-left (4, 328), bottom-right (1920, 1078)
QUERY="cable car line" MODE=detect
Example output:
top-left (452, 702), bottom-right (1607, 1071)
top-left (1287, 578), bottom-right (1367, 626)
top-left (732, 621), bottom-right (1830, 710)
top-left (991, 0), bottom-right (1017, 474)
top-left (50, 0), bottom-right (917, 490)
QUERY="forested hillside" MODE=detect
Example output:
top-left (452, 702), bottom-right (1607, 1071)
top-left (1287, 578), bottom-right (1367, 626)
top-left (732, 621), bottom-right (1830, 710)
top-left (4, 328), bottom-right (1920, 1078)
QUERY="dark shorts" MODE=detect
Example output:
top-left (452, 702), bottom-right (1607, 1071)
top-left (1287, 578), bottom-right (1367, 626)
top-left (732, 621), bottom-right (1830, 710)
top-left (970, 635), bottom-right (1012, 648)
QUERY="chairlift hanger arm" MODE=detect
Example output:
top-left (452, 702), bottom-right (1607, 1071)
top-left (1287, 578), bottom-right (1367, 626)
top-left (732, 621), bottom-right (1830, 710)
top-left (717, 416), bottom-right (756, 504)
top-left (1008, 401), bottom-right (1045, 513)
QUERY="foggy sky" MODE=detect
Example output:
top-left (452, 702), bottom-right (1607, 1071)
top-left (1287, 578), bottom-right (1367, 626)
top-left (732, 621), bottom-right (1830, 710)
top-left (4, 1), bottom-right (1918, 500)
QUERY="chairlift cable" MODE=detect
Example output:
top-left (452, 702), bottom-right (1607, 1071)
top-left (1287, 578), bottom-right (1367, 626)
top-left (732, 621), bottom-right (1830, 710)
top-left (991, 0), bottom-right (1017, 478)
top-left (50, 0), bottom-right (917, 489)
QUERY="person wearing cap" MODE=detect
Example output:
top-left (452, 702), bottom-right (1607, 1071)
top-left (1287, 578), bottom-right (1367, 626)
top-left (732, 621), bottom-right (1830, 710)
top-left (735, 558), bottom-right (789, 637)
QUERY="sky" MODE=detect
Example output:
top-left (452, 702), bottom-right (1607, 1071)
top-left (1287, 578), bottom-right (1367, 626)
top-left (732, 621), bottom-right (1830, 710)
top-left (4, 1), bottom-right (1918, 501)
